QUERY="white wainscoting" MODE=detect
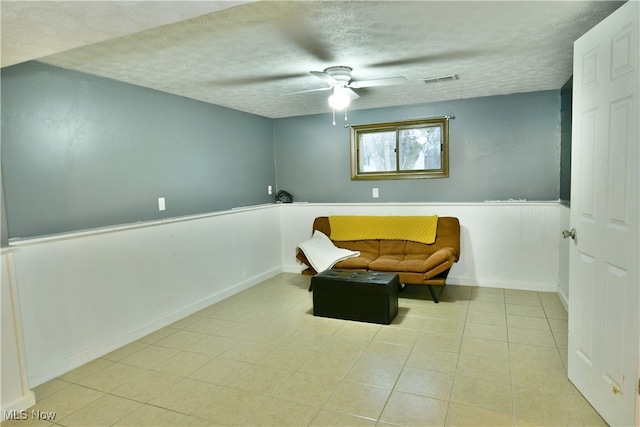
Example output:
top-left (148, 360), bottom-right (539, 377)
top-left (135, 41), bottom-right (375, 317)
top-left (281, 202), bottom-right (564, 292)
top-left (8, 201), bottom-right (565, 388)
top-left (10, 205), bottom-right (282, 387)
top-left (557, 204), bottom-right (571, 310)
top-left (1, 249), bottom-right (36, 420)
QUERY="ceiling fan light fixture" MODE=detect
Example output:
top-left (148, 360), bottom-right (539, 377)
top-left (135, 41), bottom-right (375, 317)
top-left (328, 88), bottom-right (351, 110)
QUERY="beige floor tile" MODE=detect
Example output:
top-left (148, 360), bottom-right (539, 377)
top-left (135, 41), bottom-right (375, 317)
top-left (466, 310), bottom-right (507, 327)
top-left (191, 387), bottom-right (266, 425)
top-left (23, 274), bottom-right (593, 427)
top-left (111, 369), bottom-right (181, 403)
top-left (414, 330), bottom-right (463, 353)
top-left (509, 343), bottom-right (565, 369)
top-left (271, 372), bottom-right (340, 407)
top-left (57, 394), bottom-right (141, 426)
top-left (456, 353), bottom-right (511, 384)
top-left (32, 379), bottom-right (72, 400)
top-left (460, 336), bottom-right (509, 360)
top-left (309, 409), bottom-right (376, 426)
top-left (511, 364), bottom-right (571, 390)
top-left (188, 357), bottom-right (252, 386)
top-left (219, 340), bottom-right (277, 364)
top-left (388, 313), bottom-right (425, 330)
top-left (464, 322), bottom-right (508, 341)
top-left (332, 321), bottom-right (381, 341)
top-left (148, 378), bottom-right (223, 415)
top-left (184, 317), bottom-right (233, 335)
top-left (507, 314), bottom-right (551, 331)
top-left (468, 301), bottom-right (506, 315)
top-left (506, 304), bottom-right (546, 318)
top-left (185, 334), bottom-right (238, 356)
top-left (395, 367), bottom-right (454, 400)
top-left (244, 397), bottom-right (318, 426)
top-left (406, 346), bottom-right (460, 374)
top-left (470, 292), bottom-right (505, 303)
top-left (508, 326), bottom-right (557, 347)
top-left (360, 341), bottom-right (413, 365)
top-left (322, 381), bottom-right (391, 420)
top-left (513, 382), bottom-right (596, 424)
top-left (446, 402), bottom-right (515, 426)
top-left (153, 330), bottom-right (208, 350)
top-left (150, 350), bottom-right (213, 377)
top-left (343, 357), bottom-right (403, 389)
top-left (102, 341), bottom-right (149, 361)
top-left (316, 335), bottom-right (369, 360)
top-left (379, 391), bottom-right (448, 426)
top-left (113, 404), bottom-right (187, 426)
top-left (372, 326), bottom-right (420, 345)
top-left (542, 304), bottom-right (569, 320)
top-left (422, 317), bottom-right (466, 335)
top-left (137, 327), bottom-right (176, 344)
top-left (451, 375), bottom-right (513, 414)
top-left (119, 344), bottom-right (180, 368)
top-left (297, 352), bottom-right (356, 380)
top-left (31, 383), bottom-right (104, 420)
top-left (58, 358), bottom-right (113, 384)
top-left (504, 294), bottom-right (542, 307)
top-left (257, 344), bottom-right (315, 371)
top-left (167, 315), bottom-right (202, 330)
top-left (282, 329), bottom-right (333, 351)
top-left (76, 362), bottom-right (147, 393)
top-left (227, 364), bottom-right (293, 395)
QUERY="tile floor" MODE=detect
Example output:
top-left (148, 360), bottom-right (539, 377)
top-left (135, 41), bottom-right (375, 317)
top-left (2, 273), bottom-right (607, 427)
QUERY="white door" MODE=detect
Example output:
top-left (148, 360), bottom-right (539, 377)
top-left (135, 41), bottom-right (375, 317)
top-left (568, 2), bottom-right (639, 426)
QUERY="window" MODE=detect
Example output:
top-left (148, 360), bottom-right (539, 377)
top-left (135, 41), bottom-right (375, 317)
top-left (350, 116), bottom-right (449, 180)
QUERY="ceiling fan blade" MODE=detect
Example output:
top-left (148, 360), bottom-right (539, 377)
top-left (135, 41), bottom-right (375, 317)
top-left (276, 11), bottom-right (333, 62)
top-left (310, 71), bottom-right (338, 85)
top-left (285, 86), bottom-right (333, 95)
top-left (345, 88), bottom-right (360, 100)
top-left (368, 50), bottom-right (477, 68)
top-left (210, 72), bottom-right (305, 86)
top-left (349, 76), bottom-right (407, 89)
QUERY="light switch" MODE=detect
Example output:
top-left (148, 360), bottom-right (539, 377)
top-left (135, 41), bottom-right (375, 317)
top-left (158, 197), bottom-right (166, 211)
top-left (372, 188), bottom-right (379, 198)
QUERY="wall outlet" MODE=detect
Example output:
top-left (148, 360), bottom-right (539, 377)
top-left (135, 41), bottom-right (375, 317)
top-left (158, 197), bottom-right (166, 211)
top-left (372, 188), bottom-right (379, 198)
top-left (268, 185), bottom-right (273, 195)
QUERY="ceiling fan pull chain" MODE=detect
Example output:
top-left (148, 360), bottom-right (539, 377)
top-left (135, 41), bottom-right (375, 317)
top-left (332, 108), bottom-right (336, 126)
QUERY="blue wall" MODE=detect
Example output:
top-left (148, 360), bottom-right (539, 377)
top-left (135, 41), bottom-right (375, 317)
top-left (1, 62), bottom-right (275, 239)
top-left (274, 91), bottom-right (561, 203)
top-left (1, 62), bottom-right (562, 241)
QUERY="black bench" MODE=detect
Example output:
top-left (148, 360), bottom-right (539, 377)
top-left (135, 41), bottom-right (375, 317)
top-left (311, 270), bottom-right (399, 324)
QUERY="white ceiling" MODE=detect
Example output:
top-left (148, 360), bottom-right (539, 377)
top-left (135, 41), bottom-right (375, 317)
top-left (1, 1), bottom-right (624, 119)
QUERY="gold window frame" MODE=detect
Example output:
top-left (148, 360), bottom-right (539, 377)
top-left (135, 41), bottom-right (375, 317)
top-left (350, 116), bottom-right (450, 180)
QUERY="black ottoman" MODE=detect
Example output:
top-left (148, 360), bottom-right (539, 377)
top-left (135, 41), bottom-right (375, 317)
top-left (312, 270), bottom-right (399, 324)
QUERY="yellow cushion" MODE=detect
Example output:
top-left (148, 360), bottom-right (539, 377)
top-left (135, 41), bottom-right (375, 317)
top-left (329, 215), bottom-right (438, 245)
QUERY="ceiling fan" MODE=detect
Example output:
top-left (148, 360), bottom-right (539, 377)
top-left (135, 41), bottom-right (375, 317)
top-left (291, 66), bottom-right (407, 124)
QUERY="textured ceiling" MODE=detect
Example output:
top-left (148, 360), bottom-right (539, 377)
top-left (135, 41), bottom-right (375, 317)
top-left (2, 1), bottom-right (625, 119)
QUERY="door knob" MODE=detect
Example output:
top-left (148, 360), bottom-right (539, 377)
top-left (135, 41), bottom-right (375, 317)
top-left (562, 228), bottom-right (576, 240)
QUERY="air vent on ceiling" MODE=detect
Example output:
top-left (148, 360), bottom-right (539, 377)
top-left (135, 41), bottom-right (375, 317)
top-left (420, 74), bottom-right (459, 84)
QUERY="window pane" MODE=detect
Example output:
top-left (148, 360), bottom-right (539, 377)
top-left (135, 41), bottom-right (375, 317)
top-left (359, 131), bottom-right (397, 173)
top-left (399, 127), bottom-right (441, 171)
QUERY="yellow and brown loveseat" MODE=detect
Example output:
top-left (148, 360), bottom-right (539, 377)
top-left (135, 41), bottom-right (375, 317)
top-left (296, 215), bottom-right (461, 303)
